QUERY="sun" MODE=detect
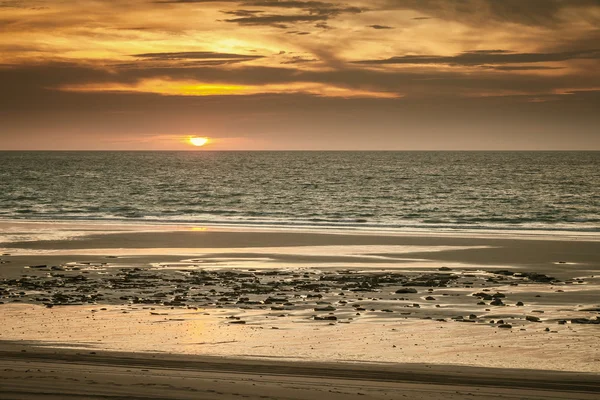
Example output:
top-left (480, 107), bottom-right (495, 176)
top-left (188, 136), bottom-right (209, 147)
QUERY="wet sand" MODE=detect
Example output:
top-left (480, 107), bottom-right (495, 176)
top-left (1, 343), bottom-right (599, 400)
top-left (1, 221), bottom-right (599, 398)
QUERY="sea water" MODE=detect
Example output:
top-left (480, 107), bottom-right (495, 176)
top-left (0, 151), bottom-right (598, 233)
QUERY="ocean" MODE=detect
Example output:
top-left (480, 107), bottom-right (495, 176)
top-left (0, 151), bottom-right (598, 233)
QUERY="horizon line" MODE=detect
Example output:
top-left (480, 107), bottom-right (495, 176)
top-left (1, 149), bottom-right (598, 152)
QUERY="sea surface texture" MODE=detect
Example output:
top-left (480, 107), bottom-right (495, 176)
top-left (0, 151), bottom-right (598, 232)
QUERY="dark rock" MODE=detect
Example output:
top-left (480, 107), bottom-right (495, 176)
top-left (314, 305), bottom-right (336, 312)
top-left (571, 318), bottom-right (600, 324)
top-left (314, 315), bottom-right (337, 321)
top-left (526, 316), bottom-right (541, 322)
top-left (395, 288), bottom-right (418, 294)
top-left (490, 299), bottom-right (504, 306)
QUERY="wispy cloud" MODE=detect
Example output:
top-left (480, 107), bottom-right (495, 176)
top-left (354, 49), bottom-right (600, 66)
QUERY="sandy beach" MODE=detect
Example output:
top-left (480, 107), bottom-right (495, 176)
top-left (1, 220), bottom-right (599, 399)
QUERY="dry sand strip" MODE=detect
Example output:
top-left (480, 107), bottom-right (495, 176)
top-left (0, 344), bottom-right (599, 400)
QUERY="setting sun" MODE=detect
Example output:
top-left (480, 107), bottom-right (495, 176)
top-left (189, 136), bottom-right (209, 147)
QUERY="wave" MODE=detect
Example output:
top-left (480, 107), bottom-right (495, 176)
top-left (1, 214), bottom-right (598, 234)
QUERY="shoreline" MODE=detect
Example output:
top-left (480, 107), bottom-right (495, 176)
top-left (1, 218), bottom-right (599, 396)
top-left (1, 218), bottom-right (599, 241)
top-left (1, 343), bottom-right (599, 400)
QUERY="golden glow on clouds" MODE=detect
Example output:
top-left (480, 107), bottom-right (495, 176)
top-left (0, 0), bottom-right (597, 101)
top-left (59, 79), bottom-right (401, 99)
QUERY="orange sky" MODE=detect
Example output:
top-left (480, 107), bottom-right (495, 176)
top-left (0, 0), bottom-right (599, 150)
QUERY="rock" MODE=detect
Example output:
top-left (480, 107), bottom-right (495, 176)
top-left (425, 296), bottom-right (436, 301)
top-left (498, 324), bottom-right (512, 329)
top-left (438, 267), bottom-right (452, 271)
top-left (314, 305), bottom-right (336, 312)
top-left (395, 288), bottom-right (418, 294)
top-left (490, 299), bottom-right (504, 306)
top-left (516, 301), bottom-right (524, 306)
top-left (493, 270), bottom-right (514, 276)
top-left (571, 318), bottom-right (600, 324)
top-left (526, 316), bottom-right (541, 322)
top-left (229, 320), bottom-right (246, 324)
top-left (314, 315), bottom-right (337, 321)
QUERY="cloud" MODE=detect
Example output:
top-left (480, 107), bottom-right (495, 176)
top-left (223, 13), bottom-right (328, 28)
top-left (486, 65), bottom-right (565, 71)
top-left (133, 51), bottom-right (264, 62)
top-left (354, 49), bottom-right (600, 66)
top-left (280, 55), bottom-right (317, 64)
top-left (221, 0), bottom-right (363, 28)
top-left (154, 0), bottom-right (238, 3)
top-left (221, 9), bottom-right (263, 17)
top-left (368, 24), bottom-right (393, 29)
top-left (242, 1), bottom-right (363, 15)
top-left (381, 0), bottom-right (600, 27)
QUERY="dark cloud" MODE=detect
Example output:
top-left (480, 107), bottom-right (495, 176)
top-left (221, 0), bottom-right (363, 28)
top-left (0, 0), bottom-right (26, 7)
top-left (133, 51), bottom-right (264, 61)
top-left (242, 1), bottom-right (363, 15)
top-left (286, 30), bottom-right (310, 35)
top-left (368, 24), bottom-right (393, 29)
top-left (354, 49), bottom-right (600, 66)
top-left (3, 56), bottom-right (599, 104)
top-left (382, 0), bottom-right (600, 27)
top-left (221, 9), bottom-right (263, 17)
top-left (224, 13), bottom-right (328, 28)
top-left (154, 0), bottom-right (238, 3)
top-left (486, 65), bottom-right (565, 71)
top-left (280, 56), bottom-right (317, 64)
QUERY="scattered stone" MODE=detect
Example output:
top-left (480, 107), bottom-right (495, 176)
top-left (314, 315), bottom-right (337, 321)
top-left (314, 305), bottom-right (336, 312)
top-left (395, 288), bottom-right (417, 294)
top-left (571, 318), bottom-right (600, 324)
